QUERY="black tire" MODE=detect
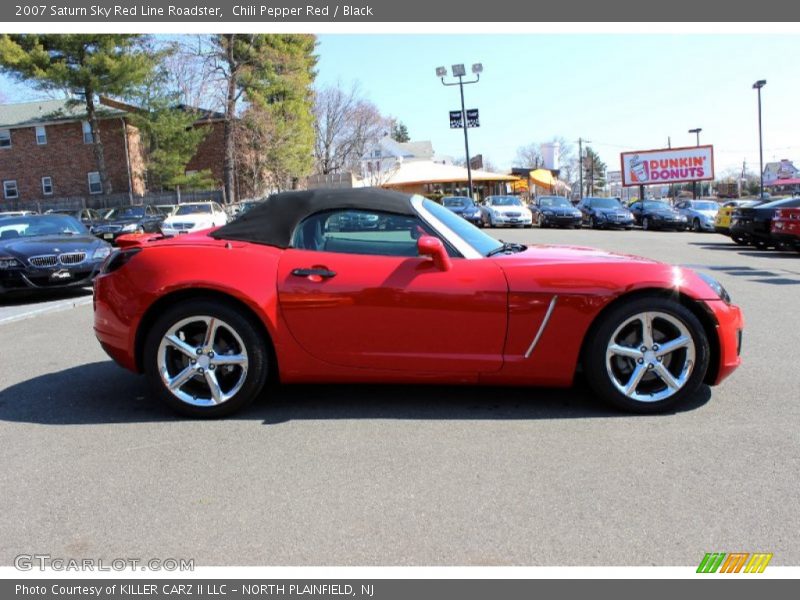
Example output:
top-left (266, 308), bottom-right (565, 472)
top-left (591, 216), bottom-right (600, 229)
top-left (537, 214), bottom-right (546, 228)
top-left (143, 298), bottom-right (270, 418)
top-left (582, 296), bottom-right (710, 413)
top-left (642, 217), bottom-right (650, 230)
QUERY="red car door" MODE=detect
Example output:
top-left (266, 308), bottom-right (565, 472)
top-left (276, 248), bottom-right (508, 373)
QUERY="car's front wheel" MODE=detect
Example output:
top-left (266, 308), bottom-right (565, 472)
top-left (583, 297), bottom-right (710, 413)
top-left (143, 299), bottom-right (270, 418)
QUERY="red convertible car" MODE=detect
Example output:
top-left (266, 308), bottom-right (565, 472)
top-left (93, 189), bottom-right (743, 417)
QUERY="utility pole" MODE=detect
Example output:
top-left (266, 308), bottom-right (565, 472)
top-left (753, 80), bottom-right (767, 200)
top-left (577, 137), bottom-right (591, 199)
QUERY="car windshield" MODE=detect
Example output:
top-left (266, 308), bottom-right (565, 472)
top-left (489, 196), bottom-right (522, 207)
top-left (644, 201), bottom-right (671, 210)
top-left (587, 198), bottom-right (622, 209)
top-left (105, 206), bottom-right (145, 220)
top-left (756, 197), bottom-right (800, 209)
top-left (689, 201), bottom-right (718, 210)
top-left (443, 197), bottom-right (470, 207)
top-left (420, 198), bottom-right (503, 257)
top-left (0, 215), bottom-right (87, 238)
top-left (175, 204), bottom-right (212, 215)
top-left (539, 196), bottom-right (571, 208)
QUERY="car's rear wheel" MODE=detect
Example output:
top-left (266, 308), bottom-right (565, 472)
top-left (583, 297), bottom-right (710, 413)
top-left (143, 299), bottom-right (269, 418)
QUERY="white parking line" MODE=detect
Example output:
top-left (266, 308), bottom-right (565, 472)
top-left (0, 295), bottom-right (94, 325)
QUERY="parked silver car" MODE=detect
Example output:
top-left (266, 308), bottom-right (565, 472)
top-left (674, 199), bottom-right (720, 232)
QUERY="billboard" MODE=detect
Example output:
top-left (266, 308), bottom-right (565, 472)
top-left (606, 170), bottom-right (622, 184)
top-left (621, 145), bottom-right (714, 186)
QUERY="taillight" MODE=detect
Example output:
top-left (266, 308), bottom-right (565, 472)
top-left (102, 248), bottom-right (142, 274)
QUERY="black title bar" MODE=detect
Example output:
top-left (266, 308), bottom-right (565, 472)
top-left (3, 0), bottom-right (800, 22)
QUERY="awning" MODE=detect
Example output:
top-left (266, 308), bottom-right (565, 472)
top-left (529, 168), bottom-right (556, 188)
top-left (767, 178), bottom-right (800, 186)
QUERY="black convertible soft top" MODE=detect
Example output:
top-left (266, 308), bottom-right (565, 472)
top-left (211, 187), bottom-right (417, 248)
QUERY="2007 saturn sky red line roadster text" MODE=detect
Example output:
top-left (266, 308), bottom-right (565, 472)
top-left (93, 188), bottom-right (743, 418)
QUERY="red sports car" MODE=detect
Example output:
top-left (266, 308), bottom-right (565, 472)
top-left (93, 188), bottom-right (743, 417)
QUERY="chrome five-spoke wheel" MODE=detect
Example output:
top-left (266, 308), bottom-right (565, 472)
top-left (144, 299), bottom-right (270, 417)
top-left (605, 311), bottom-right (695, 403)
top-left (583, 296), bottom-right (710, 413)
top-left (157, 316), bottom-right (249, 407)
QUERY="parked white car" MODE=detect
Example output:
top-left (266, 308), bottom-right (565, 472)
top-left (480, 195), bottom-right (533, 228)
top-left (160, 202), bottom-right (229, 236)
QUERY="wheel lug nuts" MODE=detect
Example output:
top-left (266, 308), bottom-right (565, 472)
top-left (640, 346), bottom-right (647, 352)
top-left (208, 351), bottom-right (214, 358)
top-left (652, 344), bottom-right (659, 351)
top-left (637, 358), bottom-right (644, 364)
top-left (647, 363), bottom-right (654, 369)
top-left (195, 348), bottom-right (202, 355)
top-left (210, 365), bottom-right (215, 370)
top-left (191, 359), bottom-right (196, 365)
top-left (198, 367), bottom-right (204, 374)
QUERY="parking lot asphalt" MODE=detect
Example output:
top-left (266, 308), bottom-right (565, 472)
top-left (0, 227), bottom-right (798, 567)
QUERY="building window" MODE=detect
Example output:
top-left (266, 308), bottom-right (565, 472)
top-left (35, 125), bottom-right (47, 145)
top-left (0, 129), bottom-right (10, 148)
top-left (3, 180), bottom-right (19, 199)
top-left (42, 176), bottom-right (53, 196)
top-left (82, 121), bottom-right (94, 144)
top-left (88, 172), bottom-right (102, 195)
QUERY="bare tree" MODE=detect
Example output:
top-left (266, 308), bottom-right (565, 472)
top-left (514, 143), bottom-right (544, 169)
top-left (314, 82), bottom-right (390, 175)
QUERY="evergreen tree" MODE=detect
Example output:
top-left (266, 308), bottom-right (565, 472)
top-left (0, 34), bottom-right (159, 194)
top-left (204, 34), bottom-right (317, 201)
top-left (391, 121), bottom-right (410, 143)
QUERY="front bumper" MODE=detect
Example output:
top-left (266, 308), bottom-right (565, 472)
top-left (94, 229), bottom-right (142, 245)
top-left (541, 214), bottom-right (582, 228)
top-left (492, 214), bottom-right (532, 226)
top-left (706, 299), bottom-right (744, 386)
top-left (595, 216), bottom-right (634, 228)
top-left (0, 261), bottom-right (103, 294)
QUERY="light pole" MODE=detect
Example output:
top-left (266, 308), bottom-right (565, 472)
top-left (577, 137), bottom-right (591, 199)
top-left (753, 79), bottom-right (767, 200)
top-left (688, 128), bottom-right (702, 198)
top-left (437, 63), bottom-right (482, 199)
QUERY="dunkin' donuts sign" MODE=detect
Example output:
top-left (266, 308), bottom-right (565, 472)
top-left (621, 145), bottom-right (714, 186)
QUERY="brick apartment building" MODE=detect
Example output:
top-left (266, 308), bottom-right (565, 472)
top-left (0, 97), bottom-right (226, 206)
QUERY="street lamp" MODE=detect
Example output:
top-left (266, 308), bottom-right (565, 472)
top-left (437, 63), bottom-right (482, 199)
top-left (689, 128), bottom-right (702, 198)
top-left (753, 79), bottom-right (767, 200)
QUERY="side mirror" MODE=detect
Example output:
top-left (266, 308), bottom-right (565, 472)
top-left (417, 235), bottom-right (452, 271)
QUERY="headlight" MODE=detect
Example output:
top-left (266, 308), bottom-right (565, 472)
top-left (573, 211), bottom-right (582, 217)
top-left (120, 223), bottom-right (138, 233)
top-left (697, 272), bottom-right (731, 305)
top-left (0, 257), bottom-right (22, 269)
top-left (595, 212), bottom-right (607, 220)
top-left (92, 246), bottom-right (112, 260)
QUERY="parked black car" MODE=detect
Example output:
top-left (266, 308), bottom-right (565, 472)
top-left (442, 196), bottom-right (483, 226)
top-left (530, 195), bottom-right (583, 228)
top-left (48, 208), bottom-right (104, 229)
top-left (730, 197), bottom-right (800, 249)
top-left (0, 215), bottom-right (112, 295)
top-left (92, 205), bottom-right (166, 244)
top-left (629, 200), bottom-right (689, 231)
top-left (577, 197), bottom-right (635, 229)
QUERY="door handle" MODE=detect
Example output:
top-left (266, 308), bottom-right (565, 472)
top-left (291, 267), bottom-right (337, 279)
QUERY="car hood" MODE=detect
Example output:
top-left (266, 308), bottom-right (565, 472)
top-left (498, 244), bottom-right (657, 266)
top-left (490, 205), bottom-right (528, 213)
top-left (591, 207), bottom-right (628, 215)
top-left (541, 206), bottom-right (579, 214)
top-left (164, 214), bottom-right (214, 225)
top-left (0, 235), bottom-right (102, 257)
top-left (648, 209), bottom-right (681, 217)
top-left (445, 205), bottom-right (468, 214)
top-left (99, 217), bottom-right (145, 226)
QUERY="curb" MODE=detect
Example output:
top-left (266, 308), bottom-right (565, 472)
top-left (0, 295), bottom-right (94, 326)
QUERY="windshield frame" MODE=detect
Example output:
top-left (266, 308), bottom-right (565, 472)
top-left (413, 196), bottom-right (503, 258)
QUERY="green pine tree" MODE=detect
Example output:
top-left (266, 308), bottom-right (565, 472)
top-left (391, 121), bottom-right (410, 143)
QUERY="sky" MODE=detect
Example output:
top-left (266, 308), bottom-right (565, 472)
top-left (2, 34), bottom-right (798, 177)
